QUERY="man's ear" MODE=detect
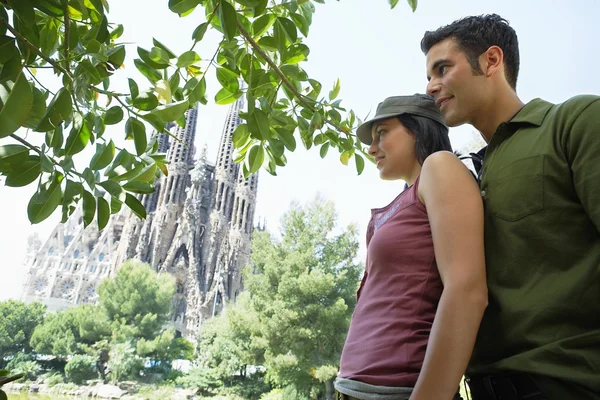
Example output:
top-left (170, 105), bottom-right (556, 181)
top-left (480, 45), bottom-right (504, 78)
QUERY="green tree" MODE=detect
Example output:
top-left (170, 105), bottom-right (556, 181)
top-left (97, 260), bottom-right (176, 340)
top-left (30, 304), bottom-right (110, 358)
top-left (0, 300), bottom-right (46, 361)
top-left (245, 197), bottom-right (362, 399)
top-left (0, 0), bottom-right (417, 227)
top-left (196, 292), bottom-right (263, 384)
top-left (64, 354), bottom-right (96, 384)
top-left (136, 328), bottom-right (194, 371)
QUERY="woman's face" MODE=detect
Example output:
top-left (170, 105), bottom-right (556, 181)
top-left (368, 117), bottom-right (418, 181)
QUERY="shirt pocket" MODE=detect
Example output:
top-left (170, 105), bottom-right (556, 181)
top-left (485, 155), bottom-right (545, 222)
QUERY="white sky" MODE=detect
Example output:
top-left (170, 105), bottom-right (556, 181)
top-left (1, 0), bottom-right (599, 301)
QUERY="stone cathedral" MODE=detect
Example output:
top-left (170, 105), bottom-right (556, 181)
top-left (21, 98), bottom-right (259, 340)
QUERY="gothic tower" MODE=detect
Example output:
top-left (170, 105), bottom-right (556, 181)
top-left (201, 96), bottom-right (258, 318)
top-left (146, 107), bottom-right (198, 267)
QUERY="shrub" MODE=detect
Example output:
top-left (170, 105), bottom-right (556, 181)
top-left (65, 355), bottom-right (97, 384)
top-left (42, 371), bottom-right (64, 386)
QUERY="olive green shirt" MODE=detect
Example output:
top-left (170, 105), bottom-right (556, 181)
top-left (468, 96), bottom-right (600, 399)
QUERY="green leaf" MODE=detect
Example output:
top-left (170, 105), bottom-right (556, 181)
top-left (275, 128), bottom-right (296, 151)
top-left (169, 0), bottom-right (200, 15)
top-left (247, 144), bottom-right (264, 173)
top-left (105, 106), bottom-right (124, 125)
top-left (107, 45), bottom-right (126, 68)
top-left (218, 0), bottom-right (238, 41)
top-left (251, 14), bottom-right (275, 37)
top-left (252, 0), bottom-right (268, 17)
top-left (0, 144), bottom-right (29, 173)
top-left (177, 51), bottom-right (201, 68)
top-left (355, 153), bottom-right (365, 174)
top-left (134, 59), bottom-right (161, 83)
top-left (125, 193), bottom-right (146, 219)
top-left (64, 114), bottom-right (91, 155)
top-left (89, 140), bottom-right (115, 170)
top-left (35, 88), bottom-right (72, 132)
top-left (82, 189), bottom-right (96, 227)
top-left (132, 92), bottom-right (159, 111)
top-left (247, 109), bottom-right (270, 140)
top-left (291, 13), bottom-right (309, 37)
top-left (125, 117), bottom-right (147, 156)
top-left (216, 67), bottom-right (240, 94)
top-left (83, 168), bottom-right (96, 190)
top-left (40, 152), bottom-right (53, 173)
top-left (150, 100), bottom-right (189, 122)
top-left (128, 78), bottom-right (139, 99)
top-left (257, 36), bottom-right (278, 52)
top-left (27, 173), bottom-right (63, 224)
top-left (23, 86), bottom-right (46, 129)
top-left (152, 38), bottom-right (177, 59)
top-left (340, 150), bottom-right (352, 166)
top-left (123, 181), bottom-right (154, 194)
top-left (329, 78), bottom-right (341, 101)
top-left (186, 77), bottom-right (206, 104)
top-left (215, 88), bottom-right (240, 105)
top-left (5, 155), bottom-right (40, 187)
top-left (192, 22), bottom-right (209, 42)
top-left (319, 142), bottom-right (330, 158)
top-left (68, 20), bottom-right (79, 50)
top-left (149, 46), bottom-right (172, 66)
top-left (282, 44), bottom-right (309, 65)
top-left (0, 72), bottom-right (33, 137)
top-left (8, 0), bottom-right (35, 26)
top-left (97, 197), bottom-right (110, 230)
top-left (277, 17), bottom-right (297, 44)
top-left (135, 163), bottom-right (158, 183)
top-left (267, 138), bottom-right (284, 158)
top-left (99, 180), bottom-right (125, 202)
top-left (232, 124), bottom-right (250, 147)
top-left (0, 37), bottom-right (17, 64)
top-left (406, 0), bottom-right (417, 11)
top-left (110, 196), bottom-right (122, 214)
top-left (110, 24), bottom-right (124, 40)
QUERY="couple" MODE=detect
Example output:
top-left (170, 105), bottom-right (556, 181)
top-left (334, 14), bottom-right (600, 400)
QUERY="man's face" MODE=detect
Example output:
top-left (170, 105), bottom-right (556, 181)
top-left (425, 38), bottom-right (487, 127)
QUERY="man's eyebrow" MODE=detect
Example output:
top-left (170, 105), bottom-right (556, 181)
top-left (427, 58), bottom-right (451, 80)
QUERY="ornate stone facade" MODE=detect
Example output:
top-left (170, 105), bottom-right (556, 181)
top-left (22, 99), bottom-right (258, 340)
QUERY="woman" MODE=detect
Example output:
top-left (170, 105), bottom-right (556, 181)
top-left (335, 94), bottom-right (487, 400)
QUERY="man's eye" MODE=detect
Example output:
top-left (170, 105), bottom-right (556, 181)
top-left (439, 65), bottom-right (448, 74)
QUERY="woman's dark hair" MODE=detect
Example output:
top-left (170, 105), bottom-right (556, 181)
top-left (397, 114), bottom-right (452, 165)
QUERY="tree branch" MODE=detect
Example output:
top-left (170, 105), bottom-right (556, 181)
top-left (235, 19), bottom-right (355, 137)
top-left (9, 134), bottom-right (84, 179)
top-left (25, 67), bottom-right (55, 96)
top-left (63, 5), bottom-right (70, 74)
top-left (4, 20), bottom-right (74, 81)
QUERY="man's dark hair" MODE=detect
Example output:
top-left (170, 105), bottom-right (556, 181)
top-left (397, 114), bottom-right (452, 165)
top-left (421, 14), bottom-right (520, 90)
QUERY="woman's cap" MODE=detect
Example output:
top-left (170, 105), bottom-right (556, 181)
top-left (356, 94), bottom-right (446, 145)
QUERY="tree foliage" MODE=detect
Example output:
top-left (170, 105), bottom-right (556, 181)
top-left (0, 0), bottom-right (417, 227)
top-left (0, 300), bottom-right (46, 359)
top-left (30, 304), bottom-right (110, 358)
top-left (97, 260), bottom-right (176, 340)
top-left (246, 197), bottom-right (362, 395)
top-left (195, 197), bottom-right (362, 397)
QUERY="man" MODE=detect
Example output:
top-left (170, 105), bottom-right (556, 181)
top-left (421, 14), bottom-right (600, 400)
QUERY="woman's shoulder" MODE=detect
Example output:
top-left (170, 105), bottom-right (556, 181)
top-left (418, 151), bottom-right (480, 201)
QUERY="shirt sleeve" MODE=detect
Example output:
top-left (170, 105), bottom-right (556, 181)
top-left (566, 97), bottom-right (600, 232)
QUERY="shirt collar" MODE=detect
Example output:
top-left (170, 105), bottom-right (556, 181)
top-left (508, 98), bottom-right (554, 127)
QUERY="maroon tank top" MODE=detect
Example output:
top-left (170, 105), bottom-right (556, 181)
top-left (339, 175), bottom-right (443, 387)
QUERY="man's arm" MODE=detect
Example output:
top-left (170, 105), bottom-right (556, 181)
top-left (567, 97), bottom-right (600, 232)
top-left (410, 151), bottom-right (488, 400)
